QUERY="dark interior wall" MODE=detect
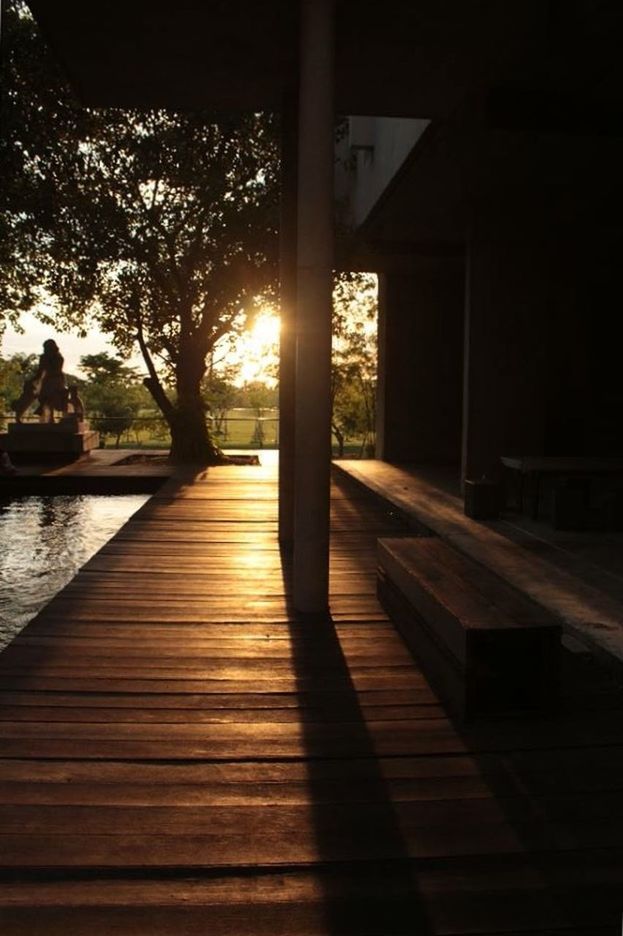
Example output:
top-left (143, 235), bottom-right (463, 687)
top-left (544, 239), bottom-right (591, 455)
top-left (583, 249), bottom-right (623, 456)
top-left (546, 236), bottom-right (623, 456)
top-left (462, 226), bottom-right (623, 479)
top-left (373, 146), bottom-right (623, 476)
top-left (375, 230), bottom-right (623, 479)
top-left (462, 237), bottom-right (550, 481)
top-left (377, 258), bottom-right (464, 464)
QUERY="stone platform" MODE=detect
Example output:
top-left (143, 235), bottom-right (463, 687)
top-left (2, 419), bottom-right (99, 458)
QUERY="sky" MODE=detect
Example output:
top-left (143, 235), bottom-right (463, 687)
top-left (1, 309), bottom-right (281, 385)
top-left (1, 312), bottom-right (125, 378)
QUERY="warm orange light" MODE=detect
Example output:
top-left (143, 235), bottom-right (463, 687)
top-left (250, 311), bottom-right (281, 347)
top-left (234, 310), bottom-right (280, 385)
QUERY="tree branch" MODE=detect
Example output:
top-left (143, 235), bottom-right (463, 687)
top-left (136, 318), bottom-right (174, 420)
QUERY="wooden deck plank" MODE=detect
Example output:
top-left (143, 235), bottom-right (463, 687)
top-left (1, 463), bottom-right (622, 933)
top-left (0, 776), bottom-right (503, 806)
top-left (1, 642), bottom-right (413, 663)
top-left (0, 687), bottom-right (437, 708)
top-left (0, 755), bottom-right (493, 783)
top-left (4, 859), bottom-right (620, 936)
top-left (1, 709), bottom-right (622, 741)
top-left (13, 622), bottom-right (399, 639)
top-left (3, 811), bottom-right (622, 867)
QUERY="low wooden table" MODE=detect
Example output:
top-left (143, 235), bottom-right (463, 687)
top-left (500, 455), bottom-right (623, 520)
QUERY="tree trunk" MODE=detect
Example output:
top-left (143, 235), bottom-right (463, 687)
top-left (168, 396), bottom-right (222, 464)
top-left (142, 333), bottom-right (225, 465)
top-left (169, 340), bottom-right (223, 464)
top-left (332, 424), bottom-right (345, 458)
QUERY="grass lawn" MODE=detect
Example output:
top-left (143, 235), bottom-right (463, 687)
top-left (9, 407), bottom-right (371, 456)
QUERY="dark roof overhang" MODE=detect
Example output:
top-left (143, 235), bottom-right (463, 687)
top-left (27, 1), bottom-right (548, 117)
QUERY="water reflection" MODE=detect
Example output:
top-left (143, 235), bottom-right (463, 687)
top-left (0, 495), bottom-right (148, 650)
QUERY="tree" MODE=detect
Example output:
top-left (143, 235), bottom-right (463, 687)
top-left (0, 1), bottom-right (280, 463)
top-left (0, 352), bottom-right (38, 421)
top-left (332, 274), bottom-right (378, 457)
top-left (235, 381), bottom-right (278, 412)
top-left (80, 352), bottom-right (143, 449)
top-left (245, 382), bottom-right (273, 450)
top-left (202, 365), bottom-right (239, 441)
top-left (0, 352), bottom-right (38, 407)
top-left (0, 1), bottom-right (82, 340)
top-left (79, 352), bottom-right (139, 386)
top-left (88, 387), bottom-right (139, 449)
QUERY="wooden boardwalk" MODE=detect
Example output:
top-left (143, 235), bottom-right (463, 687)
top-left (1, 460), bottom-right (622, 934)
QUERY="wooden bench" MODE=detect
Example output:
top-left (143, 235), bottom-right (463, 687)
top-left (377, 537), bottom-right (561, 719)
top-left (501, 455), bottom-right (623, 522)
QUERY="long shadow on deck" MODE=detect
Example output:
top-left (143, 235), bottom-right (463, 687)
top-left (279, 477), bottom-right (432, 933)
top-left (284, 602), bottom-right (433, 934)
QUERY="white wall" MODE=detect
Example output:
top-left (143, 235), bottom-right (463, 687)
top-left (337, 116), bottom-right (430, 228)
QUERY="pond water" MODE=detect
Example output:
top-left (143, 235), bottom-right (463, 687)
top-left (0, 494), bottom-right (149, 651)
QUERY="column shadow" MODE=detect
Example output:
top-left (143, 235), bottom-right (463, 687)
top-left (282, 599), bottom-right (433, 934)
top-left (278, 475), bottom-right (432, 933)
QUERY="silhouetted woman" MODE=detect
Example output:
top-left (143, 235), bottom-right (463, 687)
top-left (35, 339), bottom-right (67, 423)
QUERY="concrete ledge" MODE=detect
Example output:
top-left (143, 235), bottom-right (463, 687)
top-left (3, 422), bottom-right (99, 456)
top-left (0, 449), bottom-right (174, 496)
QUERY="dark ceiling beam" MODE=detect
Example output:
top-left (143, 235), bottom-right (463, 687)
top-left (28, 0), bottom-right (547, 117)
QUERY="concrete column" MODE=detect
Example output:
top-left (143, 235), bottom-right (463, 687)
top-left (461, 236), bottom-right (549, 482)
top-left (376, 259), bottom-right (465, 465)
top-left (278, 96), bottom-right (298, 547)
top-left (293, 0), bottom-right (334, 614)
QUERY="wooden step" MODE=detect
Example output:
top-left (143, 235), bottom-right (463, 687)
top-left (378, 537), bottom-right (561, 719)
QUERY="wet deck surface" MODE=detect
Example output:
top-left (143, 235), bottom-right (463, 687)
top-left (1, 460), bottom-right (622, 934)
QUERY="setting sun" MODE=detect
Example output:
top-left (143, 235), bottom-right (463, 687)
top-left (249, 311), bottom-right (281, 348)
top-left (225, 309), bottom-right (281, 386)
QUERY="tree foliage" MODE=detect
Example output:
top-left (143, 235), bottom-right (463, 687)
top-left (235, 381), bottom-right (279, 412)
top-left (202, 365), bottom-right (239, 439)
top-left (1, 1), bottom-right (280, 462)
top-left (79, 352), bottom-right (144, 449)
top-left (0, 2), bottom-right (83, 338)
top-left (332, 274), bottom-right (378, 457)
top-left (0, 352), bottom-right (38, 417)
top-left (79, 353), bottom-right (139, 387)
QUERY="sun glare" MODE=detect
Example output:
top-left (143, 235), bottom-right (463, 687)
top-left (250, 312), bottom-right (281, 348)
top-left (229, 310), bottom-right (281, 386)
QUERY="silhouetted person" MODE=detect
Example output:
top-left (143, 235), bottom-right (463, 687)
top-left (12, 339), bottom-right (69, 423)
top-left (34, 339), bottom-right (68, 423)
